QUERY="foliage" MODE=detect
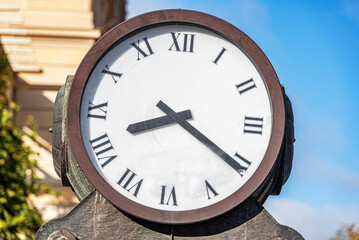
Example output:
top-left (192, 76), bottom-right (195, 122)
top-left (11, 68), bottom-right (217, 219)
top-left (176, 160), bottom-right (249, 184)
top-left (330, 224), bottom-right (359, 240)
top-left (0, 48), bottom-right (43, 239)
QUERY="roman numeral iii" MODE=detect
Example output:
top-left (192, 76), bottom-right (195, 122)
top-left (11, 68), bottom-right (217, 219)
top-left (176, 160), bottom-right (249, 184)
top-left (130, 37), bottom-right (154, 61)
top-left (169, 32), bottom-right (195, 52)
top-left (101, 64), bottom-right (122, 84)
top-left (117, 168), bottom-right (143, 198)
top-left (89, 133), bottom-right (117, 168)
top-left (159, 186), bottom-right (178, 206)
top-left (244, 116), bottom-right (264, 135)
top-left (236, 78), bottom-right (256, 95)
top-left (87, 101), bottom-right (108, 119)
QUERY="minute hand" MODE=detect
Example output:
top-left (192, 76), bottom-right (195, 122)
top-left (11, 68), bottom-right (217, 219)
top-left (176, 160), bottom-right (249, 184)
top-left (156, 100), bottom-right (245, 174)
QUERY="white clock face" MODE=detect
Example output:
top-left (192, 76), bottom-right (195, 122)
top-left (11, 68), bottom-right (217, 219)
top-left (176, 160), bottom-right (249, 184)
top-left (79, 24), bottom-right (272, 212)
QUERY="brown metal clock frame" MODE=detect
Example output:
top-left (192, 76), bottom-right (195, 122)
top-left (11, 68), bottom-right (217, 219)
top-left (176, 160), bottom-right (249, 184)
top-left (67, 9), bottom-right (285, 224)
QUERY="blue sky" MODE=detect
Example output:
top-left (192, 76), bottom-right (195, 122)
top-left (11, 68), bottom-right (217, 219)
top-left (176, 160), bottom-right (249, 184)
top-left (127, 1), bottom-right (359, 239)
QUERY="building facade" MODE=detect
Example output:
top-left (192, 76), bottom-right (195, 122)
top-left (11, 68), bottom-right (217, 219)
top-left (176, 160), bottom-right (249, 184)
top-left (0, 0), bottom-right (125, 220)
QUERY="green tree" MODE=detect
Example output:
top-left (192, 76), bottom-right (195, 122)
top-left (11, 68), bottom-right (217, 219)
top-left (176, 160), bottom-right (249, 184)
top-left (330, 224), bottom-right (359, 240)
top-left (0, 47), bottom-right (43, 239)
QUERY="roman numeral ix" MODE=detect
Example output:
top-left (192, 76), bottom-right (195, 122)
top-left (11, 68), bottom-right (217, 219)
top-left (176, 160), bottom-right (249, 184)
top-left (87, 101), bottom-right (108, 119)
top-left (160, 185), bottom-right (178, 206)
top-left (101, 64), bottom-right (122, 84)
top-left (130, 37), bottom-right (154, 61)
top-left (169, 32), bottom-right (195, 53)
top-left (89, 133), bottom-right (117, 168)
top-left (117, 168), bottom-right (143, 198)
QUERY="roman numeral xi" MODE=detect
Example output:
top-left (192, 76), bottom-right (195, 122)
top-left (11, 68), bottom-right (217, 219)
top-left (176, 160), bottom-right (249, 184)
top-left (117, 168), bottom-right (143, 198)
top-left (130, 37), bottom-right (154, 61)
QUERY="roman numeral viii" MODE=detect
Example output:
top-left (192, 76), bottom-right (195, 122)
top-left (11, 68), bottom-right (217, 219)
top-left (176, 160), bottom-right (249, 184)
top-left (87, 101), bottom-right (107, 119)
top-left (89, 133), bottom-right (117, 168)
top-left (169, 32), bottom-right (195, 53)
top-left (130, 37), bottom-right (154, 61)
top-left (117, 168), bottom-right (143, 198)
top-left (160, 186), bottom-right (178, 206)
top-left (244, 116), bottom-right (263, 135)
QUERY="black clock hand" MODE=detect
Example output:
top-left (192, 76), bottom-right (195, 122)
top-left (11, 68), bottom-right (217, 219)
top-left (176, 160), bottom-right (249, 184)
top-left (156, 100), bottom-right (246, 174)
top-left (127, 110), bottom-right (192, 134)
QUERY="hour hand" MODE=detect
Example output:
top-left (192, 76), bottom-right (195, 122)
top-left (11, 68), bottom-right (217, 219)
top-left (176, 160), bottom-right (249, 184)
top-left (127, 110), bottom-right (192, 134)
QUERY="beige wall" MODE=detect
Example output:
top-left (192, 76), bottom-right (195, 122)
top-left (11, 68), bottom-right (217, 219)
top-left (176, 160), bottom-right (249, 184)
top-left (0, 0), bottom-right (125, 220)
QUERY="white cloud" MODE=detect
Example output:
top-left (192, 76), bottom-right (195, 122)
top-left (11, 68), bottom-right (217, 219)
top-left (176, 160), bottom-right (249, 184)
top-left (264, 197), bottom-right (359, 240)
top-left (300, 158), bottom-right (359, 190)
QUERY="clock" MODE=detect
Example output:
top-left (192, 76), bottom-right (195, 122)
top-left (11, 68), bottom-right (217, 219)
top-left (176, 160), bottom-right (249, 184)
top-left (67, 9), bottom-right (285, 224)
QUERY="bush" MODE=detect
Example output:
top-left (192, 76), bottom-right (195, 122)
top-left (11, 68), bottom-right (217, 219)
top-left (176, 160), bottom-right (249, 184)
top-left (0, 47), bottom-right (43, 239)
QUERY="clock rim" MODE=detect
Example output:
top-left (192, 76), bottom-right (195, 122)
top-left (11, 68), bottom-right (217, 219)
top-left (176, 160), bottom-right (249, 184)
top-left (67, 9), bottom-right (285, 224)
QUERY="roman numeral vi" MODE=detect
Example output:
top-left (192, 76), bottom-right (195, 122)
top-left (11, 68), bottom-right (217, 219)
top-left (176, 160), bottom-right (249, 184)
top-left (160, 186), bottom-right (178, 206)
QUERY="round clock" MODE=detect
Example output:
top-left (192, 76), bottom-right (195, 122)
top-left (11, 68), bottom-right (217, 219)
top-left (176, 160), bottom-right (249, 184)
top-left (67, 9), bottom-right (285, 224)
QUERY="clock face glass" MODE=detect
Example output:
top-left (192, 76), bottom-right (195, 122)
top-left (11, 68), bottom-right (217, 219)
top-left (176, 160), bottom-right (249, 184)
top-left (80, 24), bottom-right (272, 212)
